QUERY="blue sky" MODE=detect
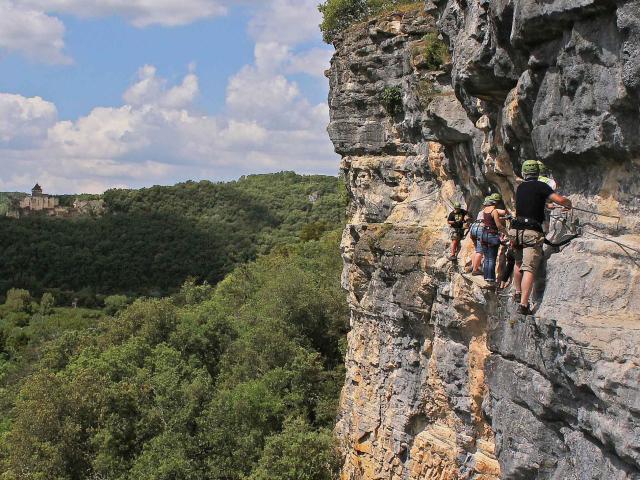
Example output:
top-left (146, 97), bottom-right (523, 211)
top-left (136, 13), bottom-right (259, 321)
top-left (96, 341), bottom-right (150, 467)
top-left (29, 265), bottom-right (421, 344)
top-left (0, 0), bottom-right (337, 193)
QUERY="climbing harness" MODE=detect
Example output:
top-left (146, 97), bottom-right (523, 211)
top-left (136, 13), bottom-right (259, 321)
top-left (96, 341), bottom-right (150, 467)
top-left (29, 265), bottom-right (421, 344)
top-left (508, 216), bottom-right (546, 248)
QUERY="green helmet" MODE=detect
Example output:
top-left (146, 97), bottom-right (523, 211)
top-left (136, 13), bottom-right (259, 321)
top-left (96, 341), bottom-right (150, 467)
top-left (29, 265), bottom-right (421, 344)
top-left (537, 161), bottom-right (550, 176)
top-left (522, 159), bottom-right (540, 177)
top-left (483, 196), bottom-right (492, 206)
top-left (453, 201), bottom-right (462, 209)
top-left (489, 193), bottom-right (502, 203)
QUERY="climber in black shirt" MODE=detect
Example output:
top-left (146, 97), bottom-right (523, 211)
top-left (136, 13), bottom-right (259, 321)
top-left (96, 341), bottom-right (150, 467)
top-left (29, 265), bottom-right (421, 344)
top-left (447, 202), bottom-right (470, 261)
top-left (509, 160), bottom-right (572, 315)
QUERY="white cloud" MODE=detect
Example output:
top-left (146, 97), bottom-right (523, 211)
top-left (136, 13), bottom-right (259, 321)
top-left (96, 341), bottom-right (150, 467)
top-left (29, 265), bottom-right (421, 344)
top-left (0, 1), bottom-right (70, 64)
top-left (226, 65), bottom-right (301, 124)
top-left (22, 0), bottom-right (227, 27)
top-left (0, 1), bottom-right (338, 193)
top-left (253, 42), bottom-right (332, 78)
top-left (247, 0), bottom-right (323, 45)
top-left (123, 65), bottom-right (199, 109)
top-left (0, 93), bottom-right (57, 146)
top-left (287, 48), bottom-right (333, 77)
top-left (245, 0), bottom-right (332, 77)
top-left (0, 64), bottom-right (336, 193)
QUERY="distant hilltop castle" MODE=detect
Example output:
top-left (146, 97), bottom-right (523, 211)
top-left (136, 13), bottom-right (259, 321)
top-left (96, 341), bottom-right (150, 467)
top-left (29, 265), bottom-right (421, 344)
top-left (6, 183), bottom-right (105, 219)
top-left (19, 183), bottom-right (62, 213)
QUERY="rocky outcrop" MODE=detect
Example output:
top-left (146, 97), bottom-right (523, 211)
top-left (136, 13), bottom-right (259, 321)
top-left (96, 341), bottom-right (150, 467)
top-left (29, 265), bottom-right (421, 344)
top-left (327, 2), bottom-right (640, 479)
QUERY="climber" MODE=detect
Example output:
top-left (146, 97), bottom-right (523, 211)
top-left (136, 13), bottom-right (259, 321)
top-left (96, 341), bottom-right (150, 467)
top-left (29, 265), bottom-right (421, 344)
top-left (537, 161), bottom-right (557, 190)
top-left (537, 161), bottom-right (559, 232)
top-left (481, 193), bottom-right (508, 284)
top-left (469, 206), bottom-right (486, 275)
top-left (499, 241), bottom-right (516, 289)
top-left (510, 160), bottom-right (572, 315)
top-left (447, 201), bottom-right (470, 261)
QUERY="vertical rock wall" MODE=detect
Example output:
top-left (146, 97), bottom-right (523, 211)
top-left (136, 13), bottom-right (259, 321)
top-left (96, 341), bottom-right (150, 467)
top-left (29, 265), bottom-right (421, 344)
top-left (327, 2), bottom-right (640, 479)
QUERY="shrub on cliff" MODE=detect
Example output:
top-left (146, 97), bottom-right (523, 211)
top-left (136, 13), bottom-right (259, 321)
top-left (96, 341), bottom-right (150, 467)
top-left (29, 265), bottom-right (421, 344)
top-left (319, 0), bottom-right (419, 43)
top-left (319, 0), bottom-right (368, 43)
top-left (380, 86), bottom-right (404, 116)
top-left (420, 32), bottom-right (450, 70)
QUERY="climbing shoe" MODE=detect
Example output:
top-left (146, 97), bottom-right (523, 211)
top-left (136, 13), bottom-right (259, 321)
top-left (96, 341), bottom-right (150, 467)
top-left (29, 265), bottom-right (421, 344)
top-left (513, 292), bottom-right (521, 303)
top-left (471, 270), bottom-right (483, 276)
top-left (517, 303), bottom-right (532, 315)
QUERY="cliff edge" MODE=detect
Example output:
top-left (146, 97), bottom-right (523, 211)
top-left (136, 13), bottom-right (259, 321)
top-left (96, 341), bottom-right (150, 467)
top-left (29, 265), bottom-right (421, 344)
top-left (327, 2), bottom-right (640, 479)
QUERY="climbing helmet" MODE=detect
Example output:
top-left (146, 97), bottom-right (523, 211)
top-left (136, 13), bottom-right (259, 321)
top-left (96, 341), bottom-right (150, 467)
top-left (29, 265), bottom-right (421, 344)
top-left (521, 159), bottom-right (540, 177)
top-left (488, 193), bottom-right (502, 204)
top-left (537, 161), bottom-right (550, 176)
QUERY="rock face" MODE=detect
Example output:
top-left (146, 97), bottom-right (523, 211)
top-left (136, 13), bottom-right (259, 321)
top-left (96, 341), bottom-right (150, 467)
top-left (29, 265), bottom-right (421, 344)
top-left (327, 2), bottom-right (640, 479)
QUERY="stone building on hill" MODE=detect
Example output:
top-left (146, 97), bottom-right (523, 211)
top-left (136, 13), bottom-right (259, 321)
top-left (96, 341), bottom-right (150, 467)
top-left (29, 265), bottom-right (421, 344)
top-left (6, 183), bottom-right (104, 218)
top-left (18, 183), bottom-right (62, 213)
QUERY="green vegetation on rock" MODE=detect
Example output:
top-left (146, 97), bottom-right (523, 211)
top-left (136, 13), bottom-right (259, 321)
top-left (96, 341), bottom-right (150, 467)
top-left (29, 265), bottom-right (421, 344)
top-left (319, 0), bottom-right (421, 43)
top-left (417, 32), bottom-right (450, 71)
top-left (380, 85), bottom-right (404, 116)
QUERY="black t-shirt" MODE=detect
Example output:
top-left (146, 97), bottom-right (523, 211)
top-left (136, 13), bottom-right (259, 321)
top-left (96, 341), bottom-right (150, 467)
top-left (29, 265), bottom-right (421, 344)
top-left (447, 209), bottom-right (468, 229)
top-left (515, 180), bottom-right (554, 225)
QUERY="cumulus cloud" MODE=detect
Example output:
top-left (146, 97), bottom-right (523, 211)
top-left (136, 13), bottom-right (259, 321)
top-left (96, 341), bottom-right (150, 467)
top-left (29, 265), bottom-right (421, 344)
top-left (247, 0), bottom-right (333, 77)
top-left (0, 0), bottom-right (338, 193)
top-left (0, 93), bottom-right (57, 146)
top-left (287, 48), bottom-right (333, 77)
top-left (22, 0), bottom-right (227, 27)
top-left (123, 65), bottom-right (199, 109)
top-left (0, 63), bottom-right (335, 193)
top-left (247, 0), bottom-right (323, 45)
top-left (0, 1), bottom-right (70, 64)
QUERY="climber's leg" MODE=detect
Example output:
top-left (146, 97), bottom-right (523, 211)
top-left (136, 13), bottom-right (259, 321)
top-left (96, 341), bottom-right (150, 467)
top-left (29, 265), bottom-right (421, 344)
top-left (517, 231), bottom-right (544, 312)
top-left (500, 250), bottom-right (515, 288)
top-left (482, 235), bottom-right (499, 282)
top-left (472, 236), bottom-right (483, 273)
top-left (450, 238), bottom-right (459, 259)
top-left (513, 259), bottom-right (523, 303)
top-left (521, 271), bottom-right (535, 306)
top-left (449, 229), bottom-right (463, 260)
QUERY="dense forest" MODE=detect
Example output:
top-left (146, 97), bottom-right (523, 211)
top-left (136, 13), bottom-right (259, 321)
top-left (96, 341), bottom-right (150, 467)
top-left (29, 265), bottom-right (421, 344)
top-left (0, 231), bottom-right (348, 479)
top-left (0, 172), bottom-right (345, 300)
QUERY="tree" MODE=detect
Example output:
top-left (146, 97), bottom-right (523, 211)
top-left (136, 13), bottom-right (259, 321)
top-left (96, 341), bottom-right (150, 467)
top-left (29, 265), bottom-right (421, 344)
top-left (40, 292), bottom-right (55, 315)
top-left (0, 173), bottom-right (345, 298)
top-left (0, 230), bottom-right (348, 480)
top-left (249, 417), bottom-right (341, 480)
top-left (5, 289), bottom-right (31, 313)
top-left (103, 294), bottom-right (129, 315)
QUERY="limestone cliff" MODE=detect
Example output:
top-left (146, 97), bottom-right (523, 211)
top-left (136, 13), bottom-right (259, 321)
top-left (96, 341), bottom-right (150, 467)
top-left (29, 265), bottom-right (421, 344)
top-left (327, 2), bottom-right (640, 479)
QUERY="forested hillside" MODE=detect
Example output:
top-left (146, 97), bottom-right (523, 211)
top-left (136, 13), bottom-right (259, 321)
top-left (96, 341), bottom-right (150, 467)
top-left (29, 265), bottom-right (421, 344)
top-left (0, 172), bottom-right (345, 300)
top-left (0, 194), bottom-right (26, 217)
top-left (0, 231), bottom-right (347, 479)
